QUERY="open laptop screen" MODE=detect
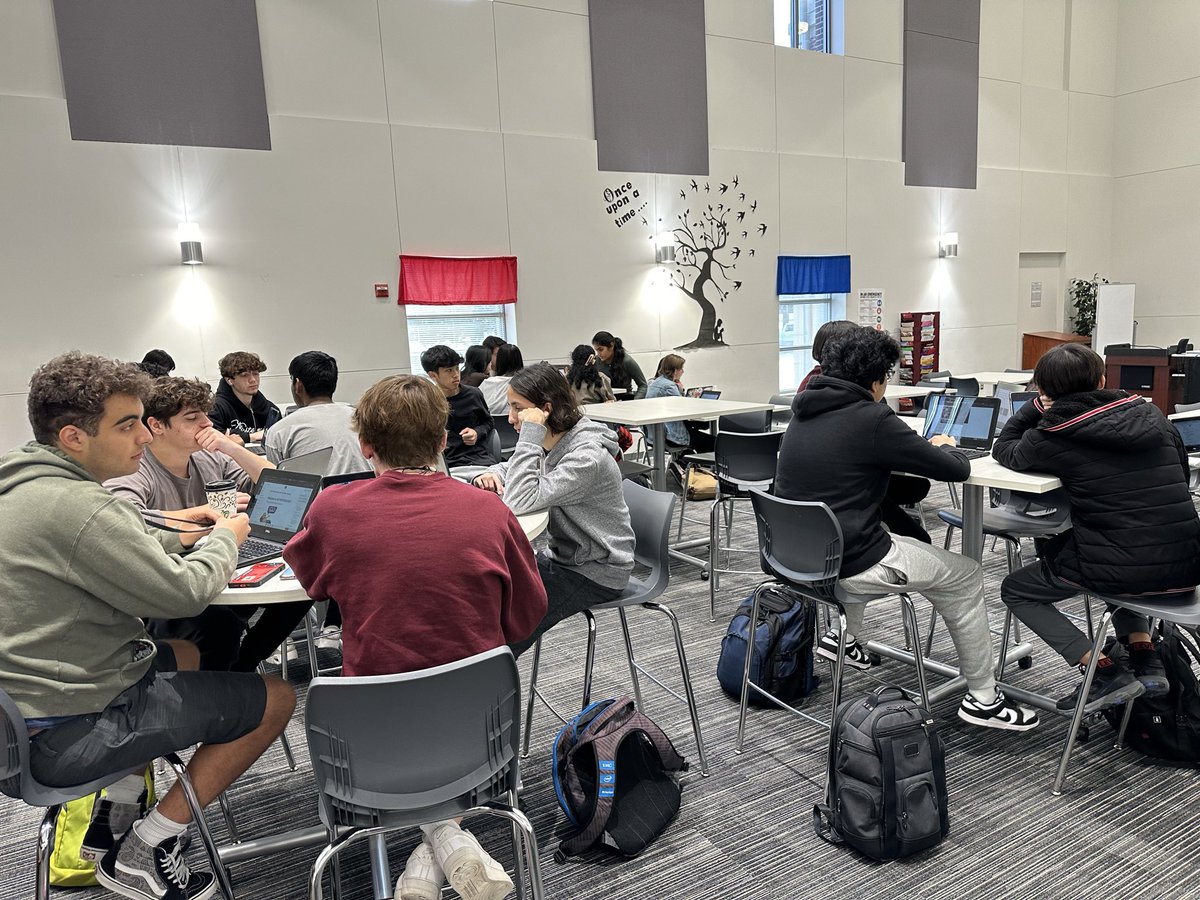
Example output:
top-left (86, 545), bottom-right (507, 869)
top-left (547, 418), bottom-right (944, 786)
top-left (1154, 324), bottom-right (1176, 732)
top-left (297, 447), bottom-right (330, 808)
top-left (922, 395), bottom-right (1000, 447)
top-left (1173, 417), bottom-right (1200, 452)
top-left (246, 473), bottom-right (320, 537)
top-left (699, 389), bottom-right (722, 400)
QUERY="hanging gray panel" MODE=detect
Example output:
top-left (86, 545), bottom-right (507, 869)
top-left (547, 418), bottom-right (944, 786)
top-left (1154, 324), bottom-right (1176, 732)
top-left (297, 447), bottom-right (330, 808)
top-left (52, 0), bottom-right (271, 150)
top-left (589, 0), bottom-right (708, 175)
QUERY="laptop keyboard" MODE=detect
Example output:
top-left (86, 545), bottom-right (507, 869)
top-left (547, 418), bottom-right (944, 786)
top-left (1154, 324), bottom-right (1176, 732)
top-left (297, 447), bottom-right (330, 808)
top-left (958, 448), bottom-right (990, 460)
top-left (237, 538), bottom-right (282, 565)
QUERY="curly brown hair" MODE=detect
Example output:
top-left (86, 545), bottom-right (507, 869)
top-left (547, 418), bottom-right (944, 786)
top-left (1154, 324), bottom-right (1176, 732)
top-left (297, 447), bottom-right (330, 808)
top-left (143, 377), bottom-right (214, 425)
top-left (353, 375), bottom-right (448, 469)
top-left (218, 351), bottom-right (267, 380)
top-left (28, 352), bottom-right (153, 446)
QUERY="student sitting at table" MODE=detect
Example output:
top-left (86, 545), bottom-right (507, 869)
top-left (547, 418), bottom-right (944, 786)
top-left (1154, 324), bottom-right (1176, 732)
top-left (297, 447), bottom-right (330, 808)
top-left (421, 344), bottom-right (495, 467)
top-left (566, 343), bottom-right (615, 406)
top-left (0, 352), bottom-right (294, 900)
top-left (285, 374), bottom-right (546, 900)
top-left (473, 363), bottom-right (635, 656)
top-left (592, 330), bottom-right (648, 399)
top-left (645, 353), bottom-right (715, 454)
top-left (482, 334), bottom-right (507, 375)
top-left (210, 350), bottom-right (283, 445)
top-left (775, 327), bottom-right (1039, 731)
top-left (480, 343), bottom-right (525, 414)
top-left (460, 344), bottom-right (491, 388)
top-left (995, 343), bottom-right (1200, 712)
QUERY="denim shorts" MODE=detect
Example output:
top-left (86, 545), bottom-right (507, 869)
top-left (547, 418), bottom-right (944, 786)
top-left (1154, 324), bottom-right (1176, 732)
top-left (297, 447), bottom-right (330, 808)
top-left (28, 641), bottom-right (268, 788)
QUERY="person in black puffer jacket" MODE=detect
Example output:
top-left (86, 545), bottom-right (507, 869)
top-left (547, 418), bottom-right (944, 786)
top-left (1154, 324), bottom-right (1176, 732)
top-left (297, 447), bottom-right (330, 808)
top-left (996, 343), bottom-right (1200, 714)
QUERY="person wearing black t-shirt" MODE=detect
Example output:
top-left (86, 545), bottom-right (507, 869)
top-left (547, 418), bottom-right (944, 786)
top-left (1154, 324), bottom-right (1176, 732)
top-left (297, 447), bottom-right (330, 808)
top-left (421, 345), bottom-right (494, 467)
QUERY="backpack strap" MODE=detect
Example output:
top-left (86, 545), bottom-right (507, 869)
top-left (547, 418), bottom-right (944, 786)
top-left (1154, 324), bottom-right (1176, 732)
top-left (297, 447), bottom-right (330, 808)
top-left (623, 709), bottom-right (688, 773)
top-left (561, 699), bottom-right (636, 807)
top-left (559, 729), bottom-right (623, 857)
top-left (812, 803), bottom-right (844, 846)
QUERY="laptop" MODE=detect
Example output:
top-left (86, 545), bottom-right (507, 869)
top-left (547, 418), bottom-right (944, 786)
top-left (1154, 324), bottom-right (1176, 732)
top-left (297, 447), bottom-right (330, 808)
top-left (699, 389), bottom-right (722, 400)
top-left (236, 469), bottom-right (323, 566)
top-left (921, 395), bottom-right (1001, 460)
top-left (685, 385), bottom-right (713, 398)
top-left (276, 446), bottom-right (334, 476)
top-left (1173, 417), bottom-right (1200, 453)
top-left (995, 382), bottom-right (1038, 429)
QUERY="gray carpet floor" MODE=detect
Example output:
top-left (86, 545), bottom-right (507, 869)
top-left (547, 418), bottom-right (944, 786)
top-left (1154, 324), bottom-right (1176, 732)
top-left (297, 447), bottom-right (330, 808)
top-left (4, 481), bottom-right (1200, 900)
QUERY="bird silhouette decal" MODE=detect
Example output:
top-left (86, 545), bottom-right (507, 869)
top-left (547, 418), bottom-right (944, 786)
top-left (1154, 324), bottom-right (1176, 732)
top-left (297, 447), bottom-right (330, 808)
top-left (732, 281), bottom-right (743, 291)
top-left (690, 179), bottom-right (698, 192)
top-left (748, 248), bottom-right (756, 257)
top-left (641, 216), bottom-right (648, 226)
top-left (750, 200), bottom-right (757, 212)
top-left (704, 182), bottom-right (710, 193)
top-left (736, 210), bottom-right (745, 222)
top-left (679, 189), bottom-right (686, 199)
top-left (741, 230), bottom-right (748, 238)
top-left (739, 192), bottom-right (746, 202)
top-left (718, 183), bottom-right (728, 194)
top-left (731, 175), bottom-right (739, 188)
top-left (730, 247), bottom-right (741, 259)
top-left (757, 223), bottom-right (768, 236)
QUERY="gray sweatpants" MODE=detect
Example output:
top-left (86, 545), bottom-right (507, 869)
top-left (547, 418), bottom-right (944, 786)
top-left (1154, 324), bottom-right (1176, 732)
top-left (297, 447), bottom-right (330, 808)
top-left (839, 534), bottom-right (996, 695)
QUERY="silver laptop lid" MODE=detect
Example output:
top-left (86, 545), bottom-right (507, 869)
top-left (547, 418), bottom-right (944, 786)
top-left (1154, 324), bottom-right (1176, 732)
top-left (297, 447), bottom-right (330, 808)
top-left (276, 446), bottom-right (334, 476)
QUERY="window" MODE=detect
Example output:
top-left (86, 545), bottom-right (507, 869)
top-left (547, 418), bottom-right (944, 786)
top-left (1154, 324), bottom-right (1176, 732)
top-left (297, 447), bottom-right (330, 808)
top-left (774, 0), bottom-right (837, 53)
top-left (406, 304), bottom-right (509, 373)
top-left (779, 293), bottom-right (846, 390)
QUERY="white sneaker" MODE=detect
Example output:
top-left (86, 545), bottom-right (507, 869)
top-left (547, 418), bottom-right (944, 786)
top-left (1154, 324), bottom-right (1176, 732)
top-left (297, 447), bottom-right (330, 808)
top-left (314, 627), bottom-right (341, 651)
top-left (396, 841), bottom-right (444, 900)
top-left (427, 825), bottom-right (514, 900)
top-left (265, 647), bottom-right (283, 666)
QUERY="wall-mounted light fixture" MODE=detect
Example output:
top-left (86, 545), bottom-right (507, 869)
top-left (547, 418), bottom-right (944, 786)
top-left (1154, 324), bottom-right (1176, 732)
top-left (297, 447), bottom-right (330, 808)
top-left (178, 221), bottom-right (203, 265)
top-left (655, 231), bottom-right (676, 265)
top-left (938, 231), bottom-right (958, 259)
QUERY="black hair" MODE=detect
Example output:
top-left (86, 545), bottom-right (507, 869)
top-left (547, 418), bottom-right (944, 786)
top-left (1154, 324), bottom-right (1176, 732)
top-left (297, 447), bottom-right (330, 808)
top-left (420, 344), bottom-right (463, 373)
top-left (139, 349), bottom-right (175, 378)
top-left (288, 350), bottom-right (339, 397)
top-left (494, 344), bottom-right (525, 377)
top-left (508, 362), bottom-right (582, 435)
top-left (592, 330), bottom-right (632, 391)
top-left (1033, 343), bottom-right (1105, 399)
top-left (481, 335), bottom-right (507, 352)
top-left (811, 321), bottom-right (860, 363)
top-left (567, 344), bottom-right (603, 392)
top-left (820, 328), bottom-right (900, 391)
top-left (461, 345), bottom-right (490, 378)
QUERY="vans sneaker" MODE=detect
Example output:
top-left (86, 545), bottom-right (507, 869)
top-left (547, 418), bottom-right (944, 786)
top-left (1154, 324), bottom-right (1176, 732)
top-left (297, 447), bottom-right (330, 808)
top-left (427, 824), bottom-right (514, 900)
top-left (815, 629), bottom-right (878, 671)
top-left (80, 789), bottom-right (147, 862)
top-left (1129, 642), bottom-right (1170, 698)
top-left (96, 830), bottom-right (216, 900)
top-left (396, 841), bottom-right (445, 900)
top-left (1055, 658), bottom-right (1146, 712)
top-left (957, 690), bottom-right (1040, 731)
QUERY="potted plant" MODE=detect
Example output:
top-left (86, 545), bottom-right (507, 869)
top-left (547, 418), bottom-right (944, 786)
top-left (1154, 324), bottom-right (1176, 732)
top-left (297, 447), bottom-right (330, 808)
top-left (1068, 273), bottom-right (1108, 337)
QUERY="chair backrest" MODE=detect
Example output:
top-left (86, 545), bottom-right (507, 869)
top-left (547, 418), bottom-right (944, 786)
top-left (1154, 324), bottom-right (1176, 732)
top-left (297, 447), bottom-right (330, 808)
top-left (717, 411), bottom-right (772, 433)
top-left (620, 480), bottom-right (675, 604)
top-left (305, 647), bottom-right (521, 828)
top-left (493, 414), bottom-right (519, 450)
top-left (1003, 367), bottom-right (1034, 375)
top-left (768, 393), bottom-right (794, 428)
top-left (947, 376), bottom-right (980, 397)
top-left (749, 490), bottom-right (843, 602)
top-left (1176, 401), bottom-right (1200, 414)
top-left (0, 688), bottom-right (28, 797)
top-left (920, 370), bottom-right (952, 384)
top-left (485, 427), bottom-right (503, 464)
top-left (713, 430), bottom-right (782, 486)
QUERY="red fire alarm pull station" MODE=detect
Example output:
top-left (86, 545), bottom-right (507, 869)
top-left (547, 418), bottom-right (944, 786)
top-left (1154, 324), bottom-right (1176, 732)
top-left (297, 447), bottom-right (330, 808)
top-left (374, 283), bottom-right (389, 298)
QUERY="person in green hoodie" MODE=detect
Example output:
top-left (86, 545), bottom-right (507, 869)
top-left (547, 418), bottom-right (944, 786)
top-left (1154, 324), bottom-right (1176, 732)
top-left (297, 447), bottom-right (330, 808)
top-left (0, 351), bottom-right (295, 900)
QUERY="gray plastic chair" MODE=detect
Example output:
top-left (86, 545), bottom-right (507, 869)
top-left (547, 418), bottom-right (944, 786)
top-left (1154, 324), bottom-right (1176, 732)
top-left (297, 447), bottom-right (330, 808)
top-left (1050, 590), bottom-right (1200, 795)
top-left (947, 376), bottom-right (980, 397)
top-left (521, 482), bottom-right (708, 775)
top-left (769, 393), bottom-right (794, 429)
top-left (304, 647), bottom-right (543, 900)
top-left (485, 427), bottom-right (504, 464)
top-left (0, 687), bottom-right (235, 900)
top-left (493, 414), bottom-right (519, 459)
top-left (737, 491), bottom-right (930, 766)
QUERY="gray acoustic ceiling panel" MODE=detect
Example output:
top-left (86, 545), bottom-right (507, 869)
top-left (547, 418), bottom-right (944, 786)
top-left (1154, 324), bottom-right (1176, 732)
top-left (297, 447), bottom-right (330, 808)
top-left (589, 0), bottom-right (708, 175)
top-left (52, 0), bottom-right (271, 150)
top-left (902, 0), bottom-right (980, 189)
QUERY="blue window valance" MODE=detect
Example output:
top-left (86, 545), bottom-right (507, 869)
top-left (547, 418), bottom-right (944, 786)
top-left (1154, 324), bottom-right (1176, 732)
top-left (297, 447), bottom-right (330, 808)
top-left (776, 255), bottom-right (851, 295)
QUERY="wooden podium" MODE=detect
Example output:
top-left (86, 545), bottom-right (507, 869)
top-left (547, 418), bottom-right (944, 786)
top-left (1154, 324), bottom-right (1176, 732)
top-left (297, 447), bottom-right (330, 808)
top-left (1021, 331), bottom-right (1091, 369)
top-left (1104, 347), bottom-right (1176, 414)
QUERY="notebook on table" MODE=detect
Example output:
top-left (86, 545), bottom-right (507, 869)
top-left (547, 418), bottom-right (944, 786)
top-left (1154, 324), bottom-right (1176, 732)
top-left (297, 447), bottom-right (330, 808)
top-left (236, 469), bottom-right (323, 566)
top-left (921, 395), bottom-right (1001, 460)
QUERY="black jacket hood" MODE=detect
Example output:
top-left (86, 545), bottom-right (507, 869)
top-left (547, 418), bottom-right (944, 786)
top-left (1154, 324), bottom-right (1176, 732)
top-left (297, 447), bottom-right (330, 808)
top-left (1035, 390), bottom-right (1162, 452)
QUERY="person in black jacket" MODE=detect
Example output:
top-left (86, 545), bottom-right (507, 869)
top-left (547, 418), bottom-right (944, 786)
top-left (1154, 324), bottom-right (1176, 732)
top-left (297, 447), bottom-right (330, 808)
top-left (211, 351), bottom-right (283, 444)
top-left (996, 343), bottom-right (1200, 712)
top-left (421, 344), bottom-right (495, 467)
top-left (776, 327), bottom-right (1038, 731)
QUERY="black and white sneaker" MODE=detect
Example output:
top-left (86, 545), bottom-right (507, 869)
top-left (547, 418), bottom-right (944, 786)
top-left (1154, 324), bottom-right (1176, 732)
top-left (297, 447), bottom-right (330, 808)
top-left (80, 789), bottom-right (147, 862)
top-left (815, 629), bottom-right (878, 671)
top-left (957, 690), bottom-right (1040, 731)
top-left (96, 829), bottom-right (216, 900)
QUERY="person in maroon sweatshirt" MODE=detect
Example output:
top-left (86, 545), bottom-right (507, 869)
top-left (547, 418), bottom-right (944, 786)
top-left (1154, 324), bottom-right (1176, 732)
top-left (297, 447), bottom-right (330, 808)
top-left (284, 374), bottom-right (546, 900)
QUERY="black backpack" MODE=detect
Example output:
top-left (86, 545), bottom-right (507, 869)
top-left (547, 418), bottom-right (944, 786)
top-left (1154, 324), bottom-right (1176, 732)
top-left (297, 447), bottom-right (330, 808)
top-left (1103, 628), bottom-right (1200, 767)
top-left (551, 697), bottom-right (688, 861)
top-left (814, 686), bottom-right (949, 860)
top-left (716, 588), bottom-right (819, 707)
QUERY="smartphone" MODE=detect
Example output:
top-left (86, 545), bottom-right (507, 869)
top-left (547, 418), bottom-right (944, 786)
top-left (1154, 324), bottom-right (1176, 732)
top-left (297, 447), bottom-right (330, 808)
top-left (279, 564), bottom-right (297, 581)
top-left (229, 562), bottom-right (285, 588)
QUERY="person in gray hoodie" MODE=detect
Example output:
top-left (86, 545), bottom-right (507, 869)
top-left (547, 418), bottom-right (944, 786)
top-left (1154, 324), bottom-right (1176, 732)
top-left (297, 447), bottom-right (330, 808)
top-left (474, 362), bottom-right (635, 656)
top-left (0, 352), bottom-right (295, 900)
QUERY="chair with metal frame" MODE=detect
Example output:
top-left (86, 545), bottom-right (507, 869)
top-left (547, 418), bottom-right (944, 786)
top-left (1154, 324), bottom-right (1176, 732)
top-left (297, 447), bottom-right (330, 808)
top-left (736, 491), bottom-right (930, 758)
top-left (947, 376), bottom-right (980, 397)
top-left (304, 647), bottom-right (543, 900)
top-left (0, 687), bottom-right (237, 900)
top-left (521, 482), bottom-right (709, 775)
top-left (769, 392), bottom-right (795, 429)
top-left (675, 413), bottom-right (776, 543)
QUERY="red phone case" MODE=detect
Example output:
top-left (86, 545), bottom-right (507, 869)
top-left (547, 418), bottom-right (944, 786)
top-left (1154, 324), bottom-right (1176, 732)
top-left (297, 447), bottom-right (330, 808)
top-left (229, 563), bottom-right (284, 588)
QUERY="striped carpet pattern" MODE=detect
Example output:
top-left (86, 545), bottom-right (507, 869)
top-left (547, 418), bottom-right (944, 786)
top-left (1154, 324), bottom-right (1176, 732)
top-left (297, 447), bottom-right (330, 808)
top-left (3, 481), bottom-right (1200, 900)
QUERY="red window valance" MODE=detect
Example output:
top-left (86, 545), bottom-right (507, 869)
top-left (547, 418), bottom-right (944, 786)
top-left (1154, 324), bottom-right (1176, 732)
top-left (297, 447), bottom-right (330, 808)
top-left (398, 255), bottom-right (518, 305)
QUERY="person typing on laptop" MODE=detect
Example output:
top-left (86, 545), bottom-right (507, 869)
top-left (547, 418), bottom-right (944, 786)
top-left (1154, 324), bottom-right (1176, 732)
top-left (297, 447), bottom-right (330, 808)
top-left (775, 326), bottom-right (1039, 731)
top-left (265, 350), bottom-right (369, 476)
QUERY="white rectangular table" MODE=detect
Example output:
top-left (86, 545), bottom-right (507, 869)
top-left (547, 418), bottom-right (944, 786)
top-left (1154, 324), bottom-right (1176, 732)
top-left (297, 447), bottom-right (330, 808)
top-left (886, 383), bottom-right (944, 400)
top-left (583, 396), bottom-right (774, 490)
top-left (929, 371), bottom-right (1034, 393)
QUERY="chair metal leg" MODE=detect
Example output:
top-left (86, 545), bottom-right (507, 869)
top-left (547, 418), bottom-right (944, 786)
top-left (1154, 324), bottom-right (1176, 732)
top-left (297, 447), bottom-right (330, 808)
top-left (216, 790), bottom-right (241, 844)
top-left (899, 594), bottom-right (930, 710)
top-left (644, 601), bottom-right (709, 776)
top-left (708, 497), bottom-right (722, 621)
top-left (164, 753), bottom-right (236, 899)
top-left (36, 805), bottom-right (58, 900)
top-left (924, 606), bottom-right (939, 657)
top-left (616, 608), bottom-right (645, 712)
top-left (308, 827), bottom-right (363, 900)
top-left (580, 610), bottom-right (599, 709)
top-left (1052, 610), bottom-right (1113, 795)
top-left (675, 463), bottom-right (691, 542)
top-left (367, 833), bottom-right (391, 900)
top-left (824, 609), bottom-right (850, 796)
top-left (1113, 699), bottom-right (1137, 750)
top-left (1084, 595), bottom-right (1096, 641)
top-left (304, 611), bottom-right (320, 676)
top-left (508, 789), bottom-right (529, 900)
top-left (481, 803), bottom-right (545, 900)
top-left (521, 638), bottom-right (542, 759)
top-left (736, 583), bottom-right (769, 753)
top-left (995, 610), bottom-right (1014, 681)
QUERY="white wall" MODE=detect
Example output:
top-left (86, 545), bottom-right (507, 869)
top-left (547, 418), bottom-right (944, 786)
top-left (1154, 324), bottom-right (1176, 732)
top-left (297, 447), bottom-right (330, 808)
top-left (0, 0), bottom-right (1120, 449)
